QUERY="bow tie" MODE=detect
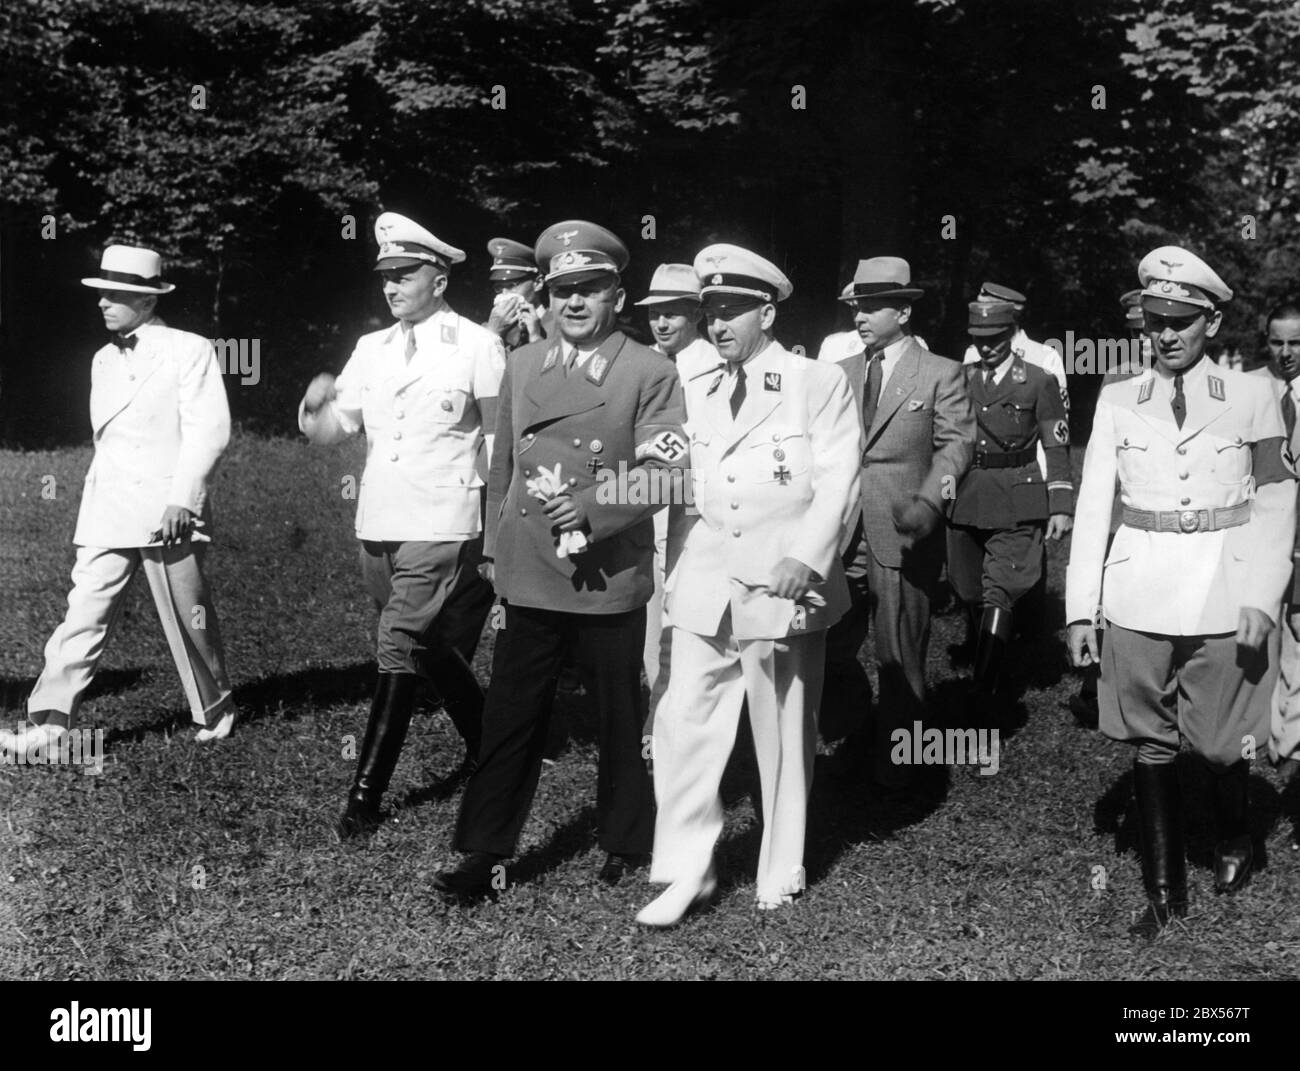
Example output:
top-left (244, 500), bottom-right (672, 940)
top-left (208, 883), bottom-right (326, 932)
top-left (112, 333), bottom-right (138, 351)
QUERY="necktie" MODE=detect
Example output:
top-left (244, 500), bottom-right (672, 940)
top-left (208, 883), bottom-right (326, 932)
top-left (862, 353), bottom-right (883, 432)
top-left (1171, 373), bottom-right (1185, 429)
top-left (112, 333), bottom-right (137, 351)
top-left (730, 364), bottom-right (747, 417)
top-left (564, 348), bottom-right (577, 375)
top-left (984, 367), bottom-right (994, 388)
top-left (404, 327), bottom-right (416, 362)
top-left (1283, 390), bottom-right (1297, 440)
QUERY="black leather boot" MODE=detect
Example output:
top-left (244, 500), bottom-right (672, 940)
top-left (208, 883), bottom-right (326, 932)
top-left (424, 646), bottom-right (484, 770)
top-left (337, 672), bottom-right (418, 840)
top-left (1212, 760), bottom-right (1253, 893)
top-left (968, 606), bottom-right (1010, 721)
top-left (1132, 761), bottom-right (1188, 929)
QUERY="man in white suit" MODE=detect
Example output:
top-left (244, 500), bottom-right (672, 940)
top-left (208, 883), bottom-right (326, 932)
top-left (636, 245), bottom-right (861, 926)
top-left (1068, 247), bottom-right (1296, 930)
top-left (300, 212), bottom-right (505, 840)
top-left (2, 245), bottom-right (236, 757)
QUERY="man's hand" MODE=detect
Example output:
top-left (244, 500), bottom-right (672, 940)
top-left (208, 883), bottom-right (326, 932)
top-left (1068, 621), bottom-right (1100, 668)
top-left (302, 373), bottom-right (337, 414)
top-left (1237, 607), bottom-right (1276, 651)
top-left (517, 303), bottom-right (544, 342)
top-left (157, 505), bottom-right (195, 546)
top-left (543, 493), bottom-right (589, 533)
top-left (478, 561), bottom-right (495, 584)
top-left (891, 495), bottom-right (938, 542)
top-left (1046, 513), bottom-right (1073, 541)
top-left (769, 557), bottom-right (815, 601)
top-left (487, 294), bottom-right (522, 337)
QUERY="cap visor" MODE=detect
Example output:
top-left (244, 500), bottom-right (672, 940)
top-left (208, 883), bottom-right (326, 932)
top-left (373, 256), bottom-right (431, 271)
top-left (969, 326), bottom-right (1013, 337)
top-left (1140, 294), bottom-right (1207, 316)
top-left (547, 266), bottom-right (618, 285)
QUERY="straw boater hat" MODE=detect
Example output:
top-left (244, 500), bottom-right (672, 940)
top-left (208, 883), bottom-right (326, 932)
top-left (81, 245), bottom-right (176, 294)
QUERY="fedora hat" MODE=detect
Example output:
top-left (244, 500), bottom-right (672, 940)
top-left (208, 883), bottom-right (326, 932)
top-left (81, 245), bottom-right (176, 294)
top-left (839, 257), bottom-right (923, 303)
top-left (634, 263), bottom-right (702, 306)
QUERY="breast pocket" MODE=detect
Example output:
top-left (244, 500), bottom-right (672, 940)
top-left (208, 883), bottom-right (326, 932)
top-left (425, 383), bottom-right (471, 425)
top-left (749, 427), bottom-right (810, 483)
top-left (1116, 433), bottom-right (1152, 487)
top-left (1214, 436), bottom-right (1251, 487)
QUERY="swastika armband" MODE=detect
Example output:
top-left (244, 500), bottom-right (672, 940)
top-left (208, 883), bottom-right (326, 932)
top-left (1253, 435), bottom-right (1299, 486)
top-left (635, 428), bottom-right (688, 463)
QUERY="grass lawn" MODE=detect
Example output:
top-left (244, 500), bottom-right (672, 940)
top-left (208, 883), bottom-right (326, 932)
top-left (2, 431), bottom-right (1299, 980)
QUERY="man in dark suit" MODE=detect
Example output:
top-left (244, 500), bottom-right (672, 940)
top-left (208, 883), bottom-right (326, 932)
top-left (946, 300), bottom-right (1073, 721)
top-left (824, 258), bottom-right (976, 788)
top-left (434, 221), bottom-right (688, 897)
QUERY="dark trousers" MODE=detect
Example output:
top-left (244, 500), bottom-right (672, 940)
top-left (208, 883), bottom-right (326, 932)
top-left (436, 533), bottom-right (495, 665)
top-left (824, 532), bottom-right (938, 780)
top-left (454, 602), bottom-right (653, 857)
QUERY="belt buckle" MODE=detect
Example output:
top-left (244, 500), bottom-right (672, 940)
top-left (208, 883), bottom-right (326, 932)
top-left (1178, 509), bottom-right (1200, 533)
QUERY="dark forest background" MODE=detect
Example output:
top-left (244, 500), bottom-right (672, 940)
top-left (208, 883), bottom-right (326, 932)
top-left (1, 0), bottom-right (1297, 445)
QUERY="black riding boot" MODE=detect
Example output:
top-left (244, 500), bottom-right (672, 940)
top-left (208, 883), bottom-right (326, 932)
top-left (1132, 761), bottom-right (1188, 929)
top-left (968, 605), bottom-right (1010, 721)
top-left (1212, 760), bottom-right (1253, 893)
top-left (337, 672), bottom-right (418, 840)
top-left (425, 646), bottom-right (484, 769)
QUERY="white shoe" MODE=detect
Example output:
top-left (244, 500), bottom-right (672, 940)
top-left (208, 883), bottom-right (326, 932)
top-left (1, 722), bottom-right (69, 758)
top-left (195, 709), bottom-right (237, 743)
top-left (635, 867), bottom-right (718, 928)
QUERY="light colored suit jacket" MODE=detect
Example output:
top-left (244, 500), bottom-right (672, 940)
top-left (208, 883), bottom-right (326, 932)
top-left (665, 342), bottom-right (861, 641)
top-left (300, 309), bottom-right (506, 541)
top-left (1066, 359), bottom-right (1296, 633)
top-left (75, 318), bottom-right (231, 549)
top-left (837, 338), bottom-right (975, 568)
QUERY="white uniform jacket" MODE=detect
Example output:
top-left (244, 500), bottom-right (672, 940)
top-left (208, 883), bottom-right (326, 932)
top-left (665, 342), bottom-right (862, 641)
top-left (1066, 359), bottom-right (1296, 635)
top-left (300, 309), bottom-right (506, 542)
top-left (75, 318), bottom-right (231, 549)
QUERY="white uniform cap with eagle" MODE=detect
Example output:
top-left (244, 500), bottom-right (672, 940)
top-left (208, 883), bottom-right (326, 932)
top-left (373, 211), bottom-right (465, 271)
top-left (694, 243), bottom-right (793, 303)
top-left (1138, 245), bottom-right (1232, 315)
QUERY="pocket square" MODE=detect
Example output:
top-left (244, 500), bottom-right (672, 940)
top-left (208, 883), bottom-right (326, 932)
top-left (907, 399), bottom-right (926, 411)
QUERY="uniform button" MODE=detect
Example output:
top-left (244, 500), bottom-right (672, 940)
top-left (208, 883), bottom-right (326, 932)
top-left (979, 440), bottom-right (987, 447)
top-left (730, 501), bottom-right (739, 510)
top-left (727, 475), bottom-right (736, 483)
top-left (520, 508), bottom-right (528, 516)
top-left (396, 410), bottom-right (404, 419)
top-left (390, 452), bottom-right (399, 461)
top-left (732, 528), bottom-right (741, 537)
top-left (524, 468), bottom-right (531, 476)
top-left (1179, 472), bottom-right (1189, 480)
top-left (1180, 497), bottom-right (1191, 506)
top-left (1176, 446), bottom-right (1187, 455)
top-left (393, 431), bottom-right (402, 440)
top-left (441, 399), bottom-right (453, 412)
top-left (129, 374), bottom-right (136, 381)
top-left (573, 438), bottom-right (582, 447)
top-left (569, 477), bottom-right (577, 486)
top-left (982, 406), bottom-right (988, 412)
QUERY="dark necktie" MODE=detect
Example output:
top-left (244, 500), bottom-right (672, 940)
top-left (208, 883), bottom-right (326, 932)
top-left (862, 353), bottom-right (883, 432)
top-left (730, 364), bottom-right (747, 417)
top-left (112, 333), bottom-right (137, 351)
top-left (1283, 389), bottom-right (1296, 440)
top-left (1171, 373), bottom-right (1185, 429)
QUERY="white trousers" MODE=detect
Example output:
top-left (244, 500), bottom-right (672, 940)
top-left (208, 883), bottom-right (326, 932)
top-left (650, 616), bottom-right (824, 902)
top-left (1271, 622), bottom-right (1300, 761)
top-left (27, 544), bottom-right (234, 729)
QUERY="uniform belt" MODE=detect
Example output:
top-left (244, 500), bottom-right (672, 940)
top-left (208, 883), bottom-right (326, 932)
top-left (972, 446), bottom-right (1036, 469)
top-left (1121, 501), bottom-right (1251, 534)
